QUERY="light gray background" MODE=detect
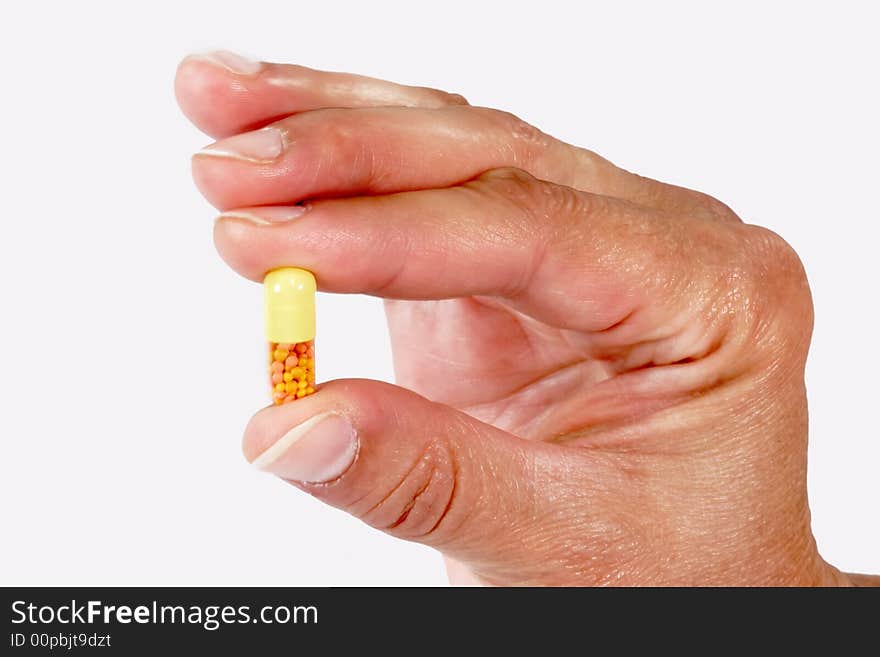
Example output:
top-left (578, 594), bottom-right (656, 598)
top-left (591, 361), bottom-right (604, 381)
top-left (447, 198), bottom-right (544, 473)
top-left (1, 0), bottom-right (877, 585)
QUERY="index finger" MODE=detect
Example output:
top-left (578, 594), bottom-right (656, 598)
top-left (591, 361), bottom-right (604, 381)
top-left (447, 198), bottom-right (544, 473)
top-left (215, 168), bottom-right (744, 335)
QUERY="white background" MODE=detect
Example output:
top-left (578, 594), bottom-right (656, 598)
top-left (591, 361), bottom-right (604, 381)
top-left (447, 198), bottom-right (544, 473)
top-left (1, 1), bottom-right (877, 585)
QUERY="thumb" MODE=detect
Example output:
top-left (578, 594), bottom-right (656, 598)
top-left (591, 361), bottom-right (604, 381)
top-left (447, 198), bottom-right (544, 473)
top-left (243, 379), bottom-right (613, 584)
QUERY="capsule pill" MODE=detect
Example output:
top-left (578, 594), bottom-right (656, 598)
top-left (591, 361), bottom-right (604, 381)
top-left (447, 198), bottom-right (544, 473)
top-left (264, 268), bottom-right (317, 405)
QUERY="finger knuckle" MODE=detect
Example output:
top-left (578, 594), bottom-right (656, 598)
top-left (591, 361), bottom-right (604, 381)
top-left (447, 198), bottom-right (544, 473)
top-left (434, 89), bottom-right (469, 106)
top-left (478, 165), bottom-right (540, 197)
top-left (362, 439), bottom-right (459, 542)
top-left (479, 108), bottom-right (554, 164)
top-left (477, 168), bottom-right (585, 242)
top-left (445, 92), bottom-right (470, 105)
top-left (463, 169), bottom-right (580, 296)
top-left (479, 167), bottom-right (578, 212)
top-left (495, 110), bottom-right (547, 144)
top-left (746, 225), bottom-right (812, 312)
top-left (310, 108), bottom-right (355, 147)
top-left (308, 110), bottom-right (386, 188)
top-left (721, 224), bottom-right (813, 358)
top-left (692, 191), bottom-right (741, 222)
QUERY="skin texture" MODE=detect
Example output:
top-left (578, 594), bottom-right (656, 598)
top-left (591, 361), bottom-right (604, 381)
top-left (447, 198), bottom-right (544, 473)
top-left (176, 53), bottom-right (877, 586)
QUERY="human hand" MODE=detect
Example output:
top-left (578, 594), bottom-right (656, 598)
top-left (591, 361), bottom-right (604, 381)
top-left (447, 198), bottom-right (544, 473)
top-left (176, 51), bottom-right (857, 586)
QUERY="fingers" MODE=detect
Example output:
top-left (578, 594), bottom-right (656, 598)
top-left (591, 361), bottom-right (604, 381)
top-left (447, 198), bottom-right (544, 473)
top-left (243, 379), bottom-right (615, 584)
top-left (175, 51), bottom-right (467, 139)
top-left (191, 101), bottom-right (725, 216)
top-left (179, 54), bottom-right (734, 217)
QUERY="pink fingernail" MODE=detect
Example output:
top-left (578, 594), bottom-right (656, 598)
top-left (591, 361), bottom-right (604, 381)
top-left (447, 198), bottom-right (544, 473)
top-left (250, 413), bottom-right (358, 483)
top-left (198, 127), bottom-right (284, 162)
top-left (196, 50), bottom-right (262, 76)
top-left (219, 206), bottom-right (310, 225)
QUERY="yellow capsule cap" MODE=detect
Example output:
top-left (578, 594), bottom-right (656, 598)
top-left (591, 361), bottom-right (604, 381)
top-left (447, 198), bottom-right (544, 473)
top-left (264, 267), bottom-right (316, 343)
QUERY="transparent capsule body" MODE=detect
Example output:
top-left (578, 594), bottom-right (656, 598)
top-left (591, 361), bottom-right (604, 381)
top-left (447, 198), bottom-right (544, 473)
top-left (264, 267), bottom-right (317, 405)
top-left (269, 340), bottom-right (315, 404)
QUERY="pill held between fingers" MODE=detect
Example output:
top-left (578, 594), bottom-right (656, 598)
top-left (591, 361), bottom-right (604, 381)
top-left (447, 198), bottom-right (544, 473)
top-left (264, 269), bottom-right (317, 405)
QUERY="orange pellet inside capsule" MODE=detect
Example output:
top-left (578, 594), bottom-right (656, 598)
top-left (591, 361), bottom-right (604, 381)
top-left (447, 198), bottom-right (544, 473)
top-left (269, 340), bottom-right (315, 404)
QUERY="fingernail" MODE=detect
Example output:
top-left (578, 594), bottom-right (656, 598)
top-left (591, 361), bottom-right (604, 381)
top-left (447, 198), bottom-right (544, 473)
top-left (219, 206), bottom-right (309, 225)
top-left (251, 413), bottom-right (358, 483)
top-left (198, 127), bottom-right (284, 162)
top-left (196, 50), bottom-right (262, 76)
